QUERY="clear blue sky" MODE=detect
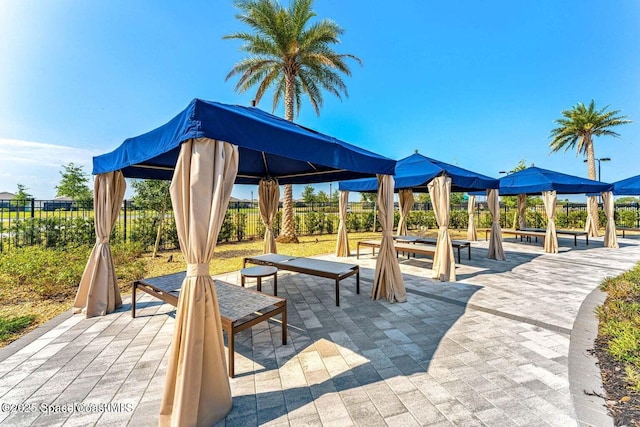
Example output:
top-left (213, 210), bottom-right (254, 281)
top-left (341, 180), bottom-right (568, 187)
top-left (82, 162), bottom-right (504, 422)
top-left (1, 0), bottom-right (639, 200)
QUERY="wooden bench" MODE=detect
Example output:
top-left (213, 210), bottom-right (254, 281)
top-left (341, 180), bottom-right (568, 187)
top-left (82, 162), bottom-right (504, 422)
top-left (132, 272), bottom-right (287, 378)
top-left (394, 235), bottom-right (471, 263)
top-left (618, 227), bottom-right (640, 238)
top-left (485, 229), bottom-right (547, 245)
top-left (517, 227), bottom-right (588, 246)
top-left (242, 254), bottom-right (359, 307)
top-left (357, 240), bottom-right (436, 262)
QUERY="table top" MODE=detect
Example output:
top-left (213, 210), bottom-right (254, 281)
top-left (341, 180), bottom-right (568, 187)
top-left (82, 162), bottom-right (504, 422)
top-left (241, 265), bottom-right (278, 277)
top-left (137, 272), bottom-right (284, 321)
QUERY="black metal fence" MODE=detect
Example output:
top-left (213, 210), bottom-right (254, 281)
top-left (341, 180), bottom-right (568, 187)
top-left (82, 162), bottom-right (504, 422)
top-left (1, 199), bottom-right (639, 252)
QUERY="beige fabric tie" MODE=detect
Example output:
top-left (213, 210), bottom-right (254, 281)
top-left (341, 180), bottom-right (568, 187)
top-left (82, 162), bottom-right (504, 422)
top-left (97, 236), bottom-right (110, 244)
top-left (186, 263), bottom-right (210, 277)
top-left (382, 230), bottom-right (393, 238)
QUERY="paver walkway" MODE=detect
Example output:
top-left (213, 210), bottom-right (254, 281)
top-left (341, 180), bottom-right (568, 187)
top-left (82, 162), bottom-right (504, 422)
top-left (1, 235), bottom-right (639, 426)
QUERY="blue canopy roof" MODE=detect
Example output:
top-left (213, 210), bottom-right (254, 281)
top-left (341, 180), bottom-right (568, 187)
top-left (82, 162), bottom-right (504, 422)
top-left (613, 175), bottom-right (640, 195)
top-left (338, 152), bottom-right (499, 193)
top-left (92, 99), bottom-right (396, 184)
top-left (493, 166), bottom-right (613, 195)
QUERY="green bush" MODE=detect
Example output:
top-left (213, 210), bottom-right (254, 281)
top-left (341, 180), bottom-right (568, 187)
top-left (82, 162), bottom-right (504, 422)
top-left (346, 212), bottom-right (361, 232)
top-left (111, 242), bottom-right (147, 285)
top-left (130, 212), bottom-right (161, 249)
top-left (568, 210), bottom-right (587, 228)
top-left (616, 210), bottom-right (637, 228)
top-left (449, 210), bottom-right (468, 229)
top-left (479, 212), bottom-right (493, 228)
top-left (408, 211), bottom-right (436, 229)
top-left (597, 262), bottom-right (640, 391)
top-left (304, 211), bottom-right (320, 235)
top-left (0, 245), bottom-right (90, 300)
top-left (325, 214), bottom-right (337, 234)
top-left (234, 212), bottom-right (247, 241)
top-left (218, 211), bottom-right (236, 242)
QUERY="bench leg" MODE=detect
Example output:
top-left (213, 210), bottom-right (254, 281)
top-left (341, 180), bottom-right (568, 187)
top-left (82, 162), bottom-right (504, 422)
top-left (574, 236), bottom-right (577, 246)
top-left (457, 247), bottom-right (461, 263)
top-left (228, 330), bottom-right (235, 378)
top-left (335, 279), bottom-right (340, 307)
top-left (131, 283), bottom-right (137, 318)
top-left (357, 244), bottom-right (360, 259)
top-left (282, 304), bottom-right (287, 345)
top-left (257, 276), bottom-right (262, 292)
top-left (586, 235), bottom-right (589, 245)
top-left (468, 245), bottom-right (471, 260)
top-left (273, 272), bottom-right (277, 296)
top-left (241, 275), bottom-right (245, 288)
top-left (356, 270), bottom-right (360, 294)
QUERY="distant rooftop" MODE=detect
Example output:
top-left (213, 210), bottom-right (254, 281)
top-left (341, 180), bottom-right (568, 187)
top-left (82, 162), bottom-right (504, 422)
top-left (0, 192), bottom-right (15, 200)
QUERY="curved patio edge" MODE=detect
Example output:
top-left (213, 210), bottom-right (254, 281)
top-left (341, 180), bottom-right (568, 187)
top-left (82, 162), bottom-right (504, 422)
top-left (568, 286), bottom-right (613, 427)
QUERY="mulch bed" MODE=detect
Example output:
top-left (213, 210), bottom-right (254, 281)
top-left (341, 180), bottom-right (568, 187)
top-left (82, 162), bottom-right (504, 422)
top-left (593, 337), bottom-right (640, 426)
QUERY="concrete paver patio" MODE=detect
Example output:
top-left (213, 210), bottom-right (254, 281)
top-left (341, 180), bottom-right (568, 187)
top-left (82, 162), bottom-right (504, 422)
top-left (1, 236), bottom-right (639, 426)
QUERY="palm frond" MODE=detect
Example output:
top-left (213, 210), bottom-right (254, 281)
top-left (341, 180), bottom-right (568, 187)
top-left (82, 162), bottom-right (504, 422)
top-left (225, 0), bottom-right (360, 119)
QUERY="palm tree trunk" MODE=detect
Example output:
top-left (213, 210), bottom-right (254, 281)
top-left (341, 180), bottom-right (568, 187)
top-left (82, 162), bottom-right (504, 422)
top-left (276, 72), bottom-right (299, 243)
top-left (585, 135), bottom-right (600, 232)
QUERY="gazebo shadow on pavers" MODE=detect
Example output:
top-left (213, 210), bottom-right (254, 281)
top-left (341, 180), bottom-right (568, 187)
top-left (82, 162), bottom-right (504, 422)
top-left (6, 242), bottom-right (640, 425)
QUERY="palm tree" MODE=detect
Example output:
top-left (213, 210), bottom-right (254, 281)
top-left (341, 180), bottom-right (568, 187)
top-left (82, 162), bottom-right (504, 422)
top-left (224, 0), bottom-right (361, 243)
top-left (550, 100), bottom-right (631, 230)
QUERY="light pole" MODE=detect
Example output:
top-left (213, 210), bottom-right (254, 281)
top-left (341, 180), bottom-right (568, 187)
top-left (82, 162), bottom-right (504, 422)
top-left (584, 157), bottom-right (611, 181)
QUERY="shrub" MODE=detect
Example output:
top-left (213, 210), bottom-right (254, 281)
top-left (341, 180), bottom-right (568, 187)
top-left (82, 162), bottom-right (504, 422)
top-left (325, 214), bottom-right (337, 234)
top-left (449, 210), bottom-right (468, 229)
top-left (111, 242), bottom-right (147, 287)
top-left (234, 212), bottom-right (247, 241)
top-left (304, 211), bottom-right (320, 235)
top-left (130, 212), bottom-right (161, 249)
top-left (218, 211), bottom-right (236, 242)
top-left (0, 245), bottom-right (90, 300)
top-left (346, 212), bottom-right (361, 232)
top-left (617, 210), bottom-right (637, 228)
top-left (597, 262), bottom-right (640, 391)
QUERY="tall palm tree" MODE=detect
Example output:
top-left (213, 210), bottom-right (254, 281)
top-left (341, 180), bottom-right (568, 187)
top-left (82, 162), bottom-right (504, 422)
top-left (224, 0), bottom-right (361, 243)
top-left (550, 100), bottom-right (631, 230)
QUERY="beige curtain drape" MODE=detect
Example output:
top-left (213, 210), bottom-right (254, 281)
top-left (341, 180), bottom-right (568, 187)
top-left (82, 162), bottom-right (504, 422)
top-left (428, 176), bottom-right (456, 281)
top-left (73, 171), bottom-right (126, 318)
top-left (467, 195), bottom-right (477, 241)
top-left (487, 189), bottom-right (506, 260)
top-left (336, 190), bottom-right (350, 257)
top-left (259, 178), bottom-right (279, 254)
top-left (542, 190), bottom-right (558, 253)
top-left (397, 189), bottom-right (414, 236)
top-left (602, 191), bottom-right (619, 248)
top-left (517, 194), bottom-right (527, 229)
top-left (159, 138), bottom-right (237, 427)
top-left (372, 175), bottom-right (406, 303)
top-left (585, 196), bottom-right (599, 237)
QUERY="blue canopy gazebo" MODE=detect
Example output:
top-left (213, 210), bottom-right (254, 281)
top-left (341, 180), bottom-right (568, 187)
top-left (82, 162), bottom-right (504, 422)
top-left (613, 175), bottom-right (640, 195)
top-left (79, 98), bottom-right (404, 426)
top-left (339, 152), bottom-right (503, 282)
top-left (494, 166), bottom-right (615, 253)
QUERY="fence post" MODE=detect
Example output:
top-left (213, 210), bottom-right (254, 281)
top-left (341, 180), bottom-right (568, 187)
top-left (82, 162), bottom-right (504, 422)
top-left (123, 200), bottom-right (127, 243)
top-left (30, 198), bottom-right (35, 218)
